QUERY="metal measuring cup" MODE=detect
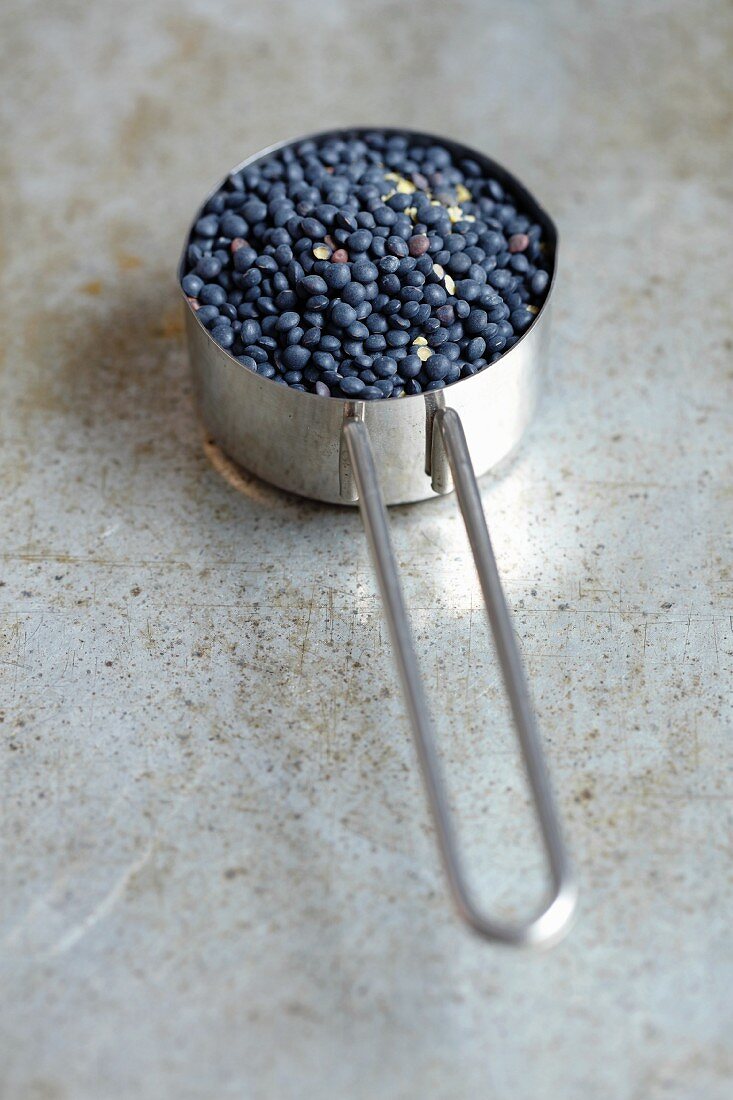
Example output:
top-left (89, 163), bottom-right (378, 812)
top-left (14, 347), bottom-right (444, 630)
top-left (179, 128), bottom-right (577, 948)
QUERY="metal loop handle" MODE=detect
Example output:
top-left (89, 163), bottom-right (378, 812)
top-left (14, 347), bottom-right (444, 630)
top-left (342, 409), bottom-right (577, 947)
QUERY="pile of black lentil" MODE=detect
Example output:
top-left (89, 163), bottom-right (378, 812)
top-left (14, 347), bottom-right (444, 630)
top-left (181, 131), bottom-right (551, 400)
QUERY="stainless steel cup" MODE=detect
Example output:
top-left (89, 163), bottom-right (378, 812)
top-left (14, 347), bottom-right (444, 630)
top-left (180, 128), bottom-right (576, 947)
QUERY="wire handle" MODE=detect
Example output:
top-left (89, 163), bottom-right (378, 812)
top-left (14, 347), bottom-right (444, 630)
top-left (342, 409), bottom-right (577, 947)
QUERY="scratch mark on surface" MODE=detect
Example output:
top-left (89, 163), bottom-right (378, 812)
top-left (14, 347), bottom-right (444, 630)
top-left (464, 595), bottom-right (474, 702)
top-left (327, 586), bottom-right (334, 646)
top-left (298, 585), bottom-right (315, 672)
top-left (683, 608), bottom-right (693, 662)
top-left (46, 842), bottom-right (154, 958)
top-left (12, 616), bottom-right (21, 698)
top-left (88, 656), bottom-right (99, 729)
top-left (712, 619), bottom-right (720, 669)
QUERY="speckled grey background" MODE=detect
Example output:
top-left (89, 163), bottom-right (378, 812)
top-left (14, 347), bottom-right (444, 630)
top-left (1, 1), bottom-right (732, 1098)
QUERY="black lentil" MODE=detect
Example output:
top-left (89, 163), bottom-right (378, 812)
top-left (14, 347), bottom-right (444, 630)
top-left (182, 132), bottom-right (552, 399)
top-left (182, 273), bottom-right (203, 297)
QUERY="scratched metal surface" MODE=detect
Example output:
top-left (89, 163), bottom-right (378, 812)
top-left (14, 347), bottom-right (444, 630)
top-left (1, 1), bottom-right (732, 1097)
